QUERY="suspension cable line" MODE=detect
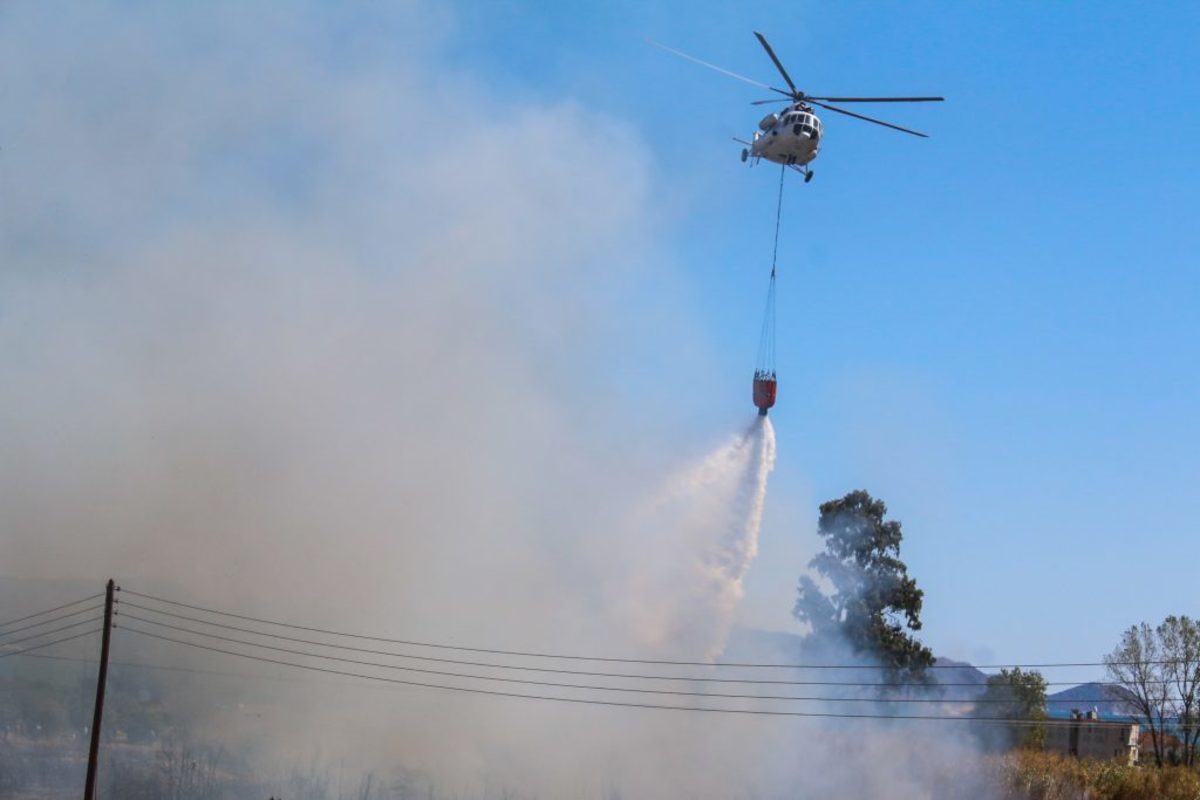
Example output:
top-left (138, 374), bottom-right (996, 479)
top-left (114, 614), bottom-right (1140, 705)
top-left (770, 162), bottom-right (785, 278)
top-left (0, 629), bottom-right (100, 659)
top-left (120, 589), bottom-right (1158, 672)
top-left (0, 605), bottom-right (102, 639)
top-left (0, 617), bottom-right (102, 650)
top-left (117, 625), bottom-right (1091, 727)
top-left (0, 594), bottom-right (102, 628)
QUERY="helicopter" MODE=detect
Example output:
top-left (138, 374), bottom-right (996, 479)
top-left (651, 33), bottom-right (943, 182)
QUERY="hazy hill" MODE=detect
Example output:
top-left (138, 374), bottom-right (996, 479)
top-left (725, 628), bottom-right (1132, 713)
top-left (1046, 681), bottom-right (1138, 718)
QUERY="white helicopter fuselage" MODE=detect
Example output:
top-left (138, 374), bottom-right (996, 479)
top-left (749, 105), bottom-right (822, 166)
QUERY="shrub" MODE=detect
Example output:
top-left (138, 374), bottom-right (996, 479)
top-left (1002, 750), bottom-right (1200, 800)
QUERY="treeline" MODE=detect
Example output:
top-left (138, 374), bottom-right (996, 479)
top-left (795, 490), bottom-right (1200, 770)
top-left (0, 663), bottom-right (168, 744)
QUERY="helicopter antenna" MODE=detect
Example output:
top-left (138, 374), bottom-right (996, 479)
top-left (645, 39), bottom-right (792, 97)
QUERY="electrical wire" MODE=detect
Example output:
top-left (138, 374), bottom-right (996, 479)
top-left (8, 643), bottom-right (1120, 693)
top-left (0, 617), bottom-right (101, 650)
top-left (7, 650), bottom-right (394, 687)
top-left (0, 630), bottom-right (99, 659)
top-left (120, 589), bottom-right (1173, 671)
top-left (118, 625), bottom-right (1089, 727)
top-left (0, 593), bottom-right (102, 628)
top-left (124, 600), bottom-right (1110, 688)
top-left (0, 605), bottom-right (102, 639)
top-left (115, 614), bottom-right (1134, 706)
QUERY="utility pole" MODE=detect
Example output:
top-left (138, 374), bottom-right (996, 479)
top-left (83, 579), bottom-right (115, 800)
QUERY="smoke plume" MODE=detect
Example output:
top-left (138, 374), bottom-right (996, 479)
top-left (0, 3), bottom-right (1008, 798)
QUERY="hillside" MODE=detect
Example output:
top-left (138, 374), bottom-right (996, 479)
top-left (725, 628), bottom-right (1131, 714)
top-left (1046, 681), bottom-right (1138, 718)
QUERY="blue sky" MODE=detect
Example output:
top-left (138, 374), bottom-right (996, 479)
top-left (3, 1), bottom-right (1196, 684)
top-left (446, 1), bottom-right (1200, 673)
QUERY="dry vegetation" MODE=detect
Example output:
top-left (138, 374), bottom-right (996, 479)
top-left (1002, 750), bottom-right (1200, 800)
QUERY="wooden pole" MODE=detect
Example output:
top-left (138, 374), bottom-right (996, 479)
top-left (83, 579), bottom-right (115, 800)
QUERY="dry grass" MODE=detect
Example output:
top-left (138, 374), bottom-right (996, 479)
top-left (1002, 750), bottom-right (1200, 800)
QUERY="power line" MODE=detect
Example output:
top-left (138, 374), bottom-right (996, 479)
top-left (7, 650), bottom-right (397, 686)
top-left (0, 605), bottom-right (102, 639)
top-left (123, 600), bottom-right (1116, 688)
top-left (119, 625), bottom-right (1088, 727)
top-left (7, 645), bottom-right (1119, 692)
top-left (119, 614), bottom-right (1132, 705)
top-left (0, 617), bottom-right (101, 650)
top-left (122, 601), bottom-right (849, 684)
top-left (115, 614), bottom-right (1135, 706)
top-left (128, 589), bottom-right (828, 668)
top-left (119, 589), bottom-right (1169, 672)
top-left (0, 594), bottom-right (102, 629)
top-left (0, 630), bottom-right (99, 660)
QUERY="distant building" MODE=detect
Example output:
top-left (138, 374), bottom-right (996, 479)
top-left (1044, 709), bottom-right (1139, 765)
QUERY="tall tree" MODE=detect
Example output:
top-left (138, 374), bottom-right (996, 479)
top-left (793, 490), bottom-right (933, 679)
top-left (1159, 615), bottom-right (1200, 767)
top-left (1105, 622), bottom-right (1173, 766)
top-left (973, 667), bottom-right (1048, 751)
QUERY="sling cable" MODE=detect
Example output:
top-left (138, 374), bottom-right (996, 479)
top-left (752, 165), bottom-right (785, 416)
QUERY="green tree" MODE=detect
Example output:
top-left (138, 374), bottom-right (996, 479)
top-left (974, 667), bottom-right (1048, 750)
top-left (793, 490), bottom-right (933, 679)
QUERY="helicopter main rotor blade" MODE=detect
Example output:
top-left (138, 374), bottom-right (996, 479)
top-left (646, 39), bottom-right (791, 97)
top-left (806, 99), bottom-right (929, 138)
top-left (753, 32), bottom-right (799, 97)
top-left (751, 98), bottom-right (792, 105)
top-left (805, 96), bottom-right (945, 103)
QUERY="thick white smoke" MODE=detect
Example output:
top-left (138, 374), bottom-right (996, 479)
top-left (0, 2), bottom-right (799, 796)
top-left (0, 4), bottom-right (1008, 798)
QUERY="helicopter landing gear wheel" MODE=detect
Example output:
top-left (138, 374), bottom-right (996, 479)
top-left (804, 170), bottom-right (814, 183)
top-left (741, 148), bottom-right (748, 163)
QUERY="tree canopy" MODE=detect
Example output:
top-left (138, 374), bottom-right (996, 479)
top-left (1106, 616), bottom-right (1200, 767)
top-left (793, 490), bottom-right (933, 679)
top-left (974, 667), bottom-right (1048, 750)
